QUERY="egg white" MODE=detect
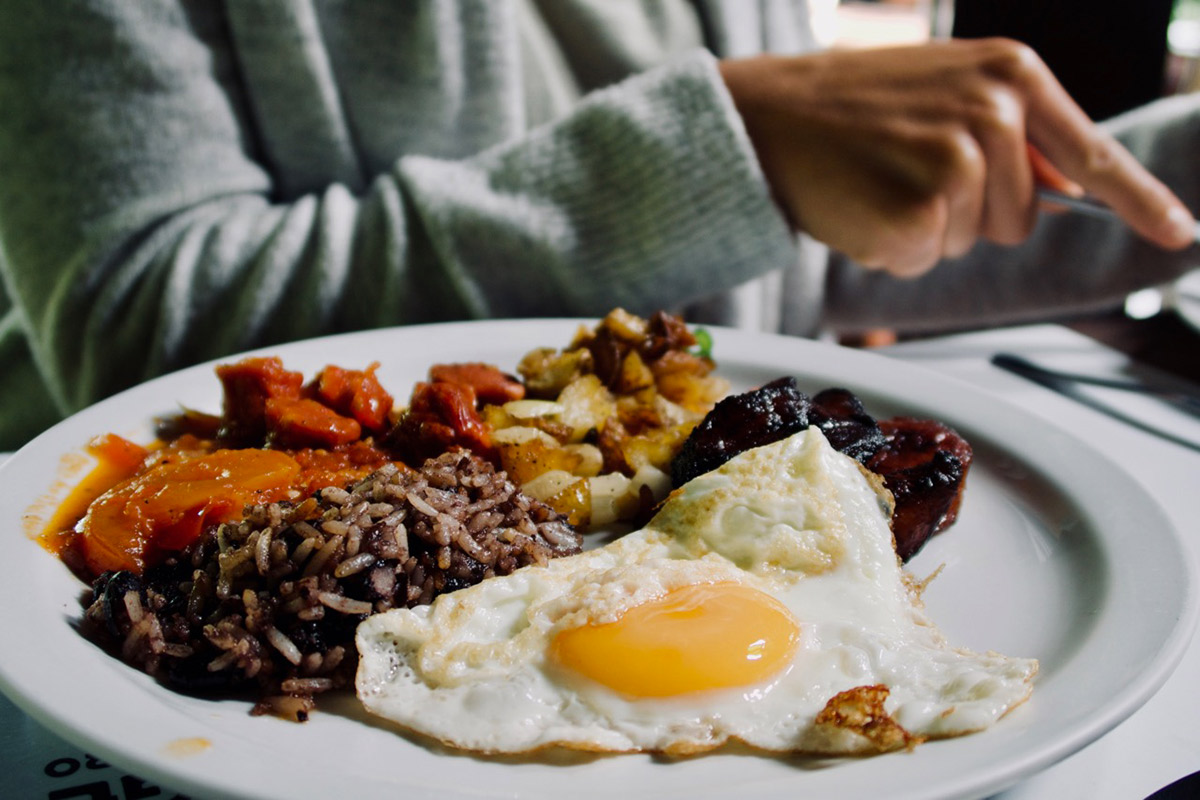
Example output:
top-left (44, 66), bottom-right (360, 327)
top-left (355, 428), bottom-right (1037, 755)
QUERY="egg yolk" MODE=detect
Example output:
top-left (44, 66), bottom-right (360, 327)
top-left (549, 581), bottom-right (800, 698)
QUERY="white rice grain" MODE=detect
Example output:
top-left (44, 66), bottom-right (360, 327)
top-left (317, 591), bottom-right (372, 616)
top-left (266, 626), bottom-right (303, 665)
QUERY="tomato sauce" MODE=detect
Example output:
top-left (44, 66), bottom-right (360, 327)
top-left (40, 355), bottom-right (513, 580)
top-left (42, 434), bottom-right (402, 578)
top-left (75, 447), bottom-right (303, 575)
top-left (38, 433), bottom-right (153, 559)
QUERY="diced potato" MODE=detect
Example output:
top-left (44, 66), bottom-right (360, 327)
top-left (484, 410), bottom-right (573, 445)
top-left (615, 392), bottom-right (663, 432)
top-left (502, 399), bottom-right (565, 419)
top-left (544, 479), bottom-right (590, 527)
top-left (556, 374), bottom-right (616, 443)
top-left (521, 470), bottom-right (590, 526)
top-left (480, 404), bottom-right (518, 430)
top-left (655, 368), bottom-right (730, 414)
top-left (595, 419), bottom-right (631, 475)
top-left (621, 425), bottom-right (691, 472)
top-left (521, 469), bottom-right (580, 500)
top-left (651, 393), bottom-right (693, 428)
top-left (614, 350), bottom-right (654, 394)
top-left (517, 347), bottom-right (591, 397)
top-left (648, 348), bottom-right (712, 379)
top-left (494, 431), bottom-right (582, 485)
top-left (502, 310), bottom-right (730, 531)
top-left (600, 308), bottom-right (648, 343)
top-left (490, 426), bottom-right (559, 446)
top-left (630, 463), bottom-right (672, 506)
top-left (589, 472), bottom-right (638, 527)
top-left (562, 443), bottom-right (603, 477)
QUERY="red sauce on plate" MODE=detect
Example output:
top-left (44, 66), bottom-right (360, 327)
top-left (38, 355), bottom-right (514, 580)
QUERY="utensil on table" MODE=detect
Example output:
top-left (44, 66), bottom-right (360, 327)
top-left (990, 352), bottom-right (1200, 453)
top-left (992, 353), bottom-right (1200, 416)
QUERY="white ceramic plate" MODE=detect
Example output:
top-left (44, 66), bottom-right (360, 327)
top-left (0, 320), bottom-right (1194, 800)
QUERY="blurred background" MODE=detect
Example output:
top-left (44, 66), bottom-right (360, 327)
top-left (828, 0), bottom-right (1198, 120)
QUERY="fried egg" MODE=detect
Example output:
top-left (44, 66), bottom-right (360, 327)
top-left (355, 428), bottom-right (1037, 755)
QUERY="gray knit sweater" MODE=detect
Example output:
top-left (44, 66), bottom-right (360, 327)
top-left (1, 0), bottom-right (1197, 450)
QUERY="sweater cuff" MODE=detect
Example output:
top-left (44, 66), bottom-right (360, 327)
top-left (397, 49), bottom-right (796, 319)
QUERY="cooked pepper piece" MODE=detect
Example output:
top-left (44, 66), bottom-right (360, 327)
top-left (386, 380), bottom-right (496, 464)
top-left (215, 357), bottom-right (305, 444)
top-left (264, 396), bottom-right (362, 449)
top-left (307, 362), bottom-right (394, 433)
top-left (429, 362), bottom-right (525, 405)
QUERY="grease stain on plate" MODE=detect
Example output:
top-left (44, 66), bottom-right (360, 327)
top-left (163, 737), bottom-right (211, 758)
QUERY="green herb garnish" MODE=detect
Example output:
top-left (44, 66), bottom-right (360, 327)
top-left (691, 327), bottom-right (713, 360)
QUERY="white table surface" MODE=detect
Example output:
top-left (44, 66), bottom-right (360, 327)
top-left (1, 322), bottom-right (1197, 800)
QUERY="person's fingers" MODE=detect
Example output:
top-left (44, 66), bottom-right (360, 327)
top-left (938, 127), bottom-right (988, 258)
top-left (867, 189), bottom-right (949, 278)
top-left (889, 217), bottom-right (946, 277)
top-left (1042, 133), bottom-right (1194, 249)
top-left (821, 180), bottom-right (944, 278)
top-left (1009, 43), bottom-right (1195, 249)
top-left (966, 87), bottom-right (1037, 246)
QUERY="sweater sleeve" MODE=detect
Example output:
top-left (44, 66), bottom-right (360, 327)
top-left (0, 1), bottom-right (794, 419)
top-left (396, 52), bottom-right (794, 320)
top-left (820, 92), bottom-right (1200, 335)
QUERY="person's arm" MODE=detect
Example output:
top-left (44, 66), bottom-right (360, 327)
top-left (0, 2), bottom-right (795, 417)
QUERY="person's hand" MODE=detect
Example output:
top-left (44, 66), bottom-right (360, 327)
top-left (719, 38), bottom-right (1196, 277)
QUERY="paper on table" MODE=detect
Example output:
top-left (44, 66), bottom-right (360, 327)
top-left (0, 693), bottom-right (188, 799)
